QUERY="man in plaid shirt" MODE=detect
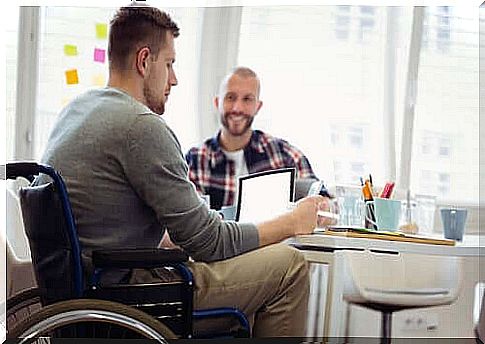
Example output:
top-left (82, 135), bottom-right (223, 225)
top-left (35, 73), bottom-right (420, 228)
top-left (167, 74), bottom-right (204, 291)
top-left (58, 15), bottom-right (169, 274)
top-left (186, 67), bottom-right (317, 210)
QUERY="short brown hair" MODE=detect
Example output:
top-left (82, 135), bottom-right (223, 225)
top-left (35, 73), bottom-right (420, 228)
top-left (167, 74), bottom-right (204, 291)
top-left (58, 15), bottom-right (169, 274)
top-left (108, 4), bottom-right (179, 70)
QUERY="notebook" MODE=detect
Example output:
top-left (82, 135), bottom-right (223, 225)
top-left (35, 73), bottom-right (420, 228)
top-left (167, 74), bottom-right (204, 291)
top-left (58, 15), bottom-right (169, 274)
top-left (235, 168), bottom-right (295, 222)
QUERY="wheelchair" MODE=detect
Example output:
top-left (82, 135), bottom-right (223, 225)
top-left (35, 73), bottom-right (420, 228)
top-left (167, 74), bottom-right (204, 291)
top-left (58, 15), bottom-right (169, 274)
top-left (4, 162), bottom-right (250, 342)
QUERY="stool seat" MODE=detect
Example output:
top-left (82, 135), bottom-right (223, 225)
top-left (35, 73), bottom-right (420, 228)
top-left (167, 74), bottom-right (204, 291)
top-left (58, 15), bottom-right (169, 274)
top-left (339, 250), bottom-right (462, 343)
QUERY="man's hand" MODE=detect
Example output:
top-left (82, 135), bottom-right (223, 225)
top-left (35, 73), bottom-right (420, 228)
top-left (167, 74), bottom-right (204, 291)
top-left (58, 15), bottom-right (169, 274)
top-left (257, 195), bottom-right (332, 247)
top-left (291, 195), bottom-right (330, 235)
top-left (316, 197), bottom-right (338, 228)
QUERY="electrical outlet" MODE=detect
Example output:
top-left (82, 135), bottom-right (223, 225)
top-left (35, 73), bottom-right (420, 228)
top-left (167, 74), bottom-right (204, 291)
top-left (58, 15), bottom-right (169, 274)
top-left (401, 313), bottom-right (439, 332)
top-left (425, 313), bottom-right (439, 331)
top-left (402, 316), bottom-right (417, 331)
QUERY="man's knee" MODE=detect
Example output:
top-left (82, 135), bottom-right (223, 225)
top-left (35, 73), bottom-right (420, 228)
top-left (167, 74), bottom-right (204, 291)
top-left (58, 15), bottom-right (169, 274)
top-left (288, 246), bottom-right (310, 286)
top-left (264, 244), bottom-right (309, 282)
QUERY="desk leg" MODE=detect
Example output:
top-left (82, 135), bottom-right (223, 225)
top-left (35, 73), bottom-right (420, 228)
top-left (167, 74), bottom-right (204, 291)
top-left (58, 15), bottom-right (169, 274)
top-left (301, 251), bottom-right (333, 339)
top-left (327, 252), bottom-right (348, 339)
top-left (306, 262), bottom-right (328, 339)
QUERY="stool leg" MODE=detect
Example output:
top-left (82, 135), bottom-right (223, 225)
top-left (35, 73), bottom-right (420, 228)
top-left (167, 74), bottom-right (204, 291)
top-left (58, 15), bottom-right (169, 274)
top-left (381, 311), bottom-right (392, 344)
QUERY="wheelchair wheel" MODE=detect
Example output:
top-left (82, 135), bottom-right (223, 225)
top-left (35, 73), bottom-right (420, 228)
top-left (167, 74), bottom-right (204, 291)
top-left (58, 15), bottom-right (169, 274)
top-left (6, 288), bottom-right (43, 331)
top-left (7, 299), bottom-right (176, 343)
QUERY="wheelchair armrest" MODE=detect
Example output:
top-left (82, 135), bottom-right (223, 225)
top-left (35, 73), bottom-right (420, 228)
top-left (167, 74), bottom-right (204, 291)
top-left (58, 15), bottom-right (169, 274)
top-left (92, 248), bottom-right (189, 269)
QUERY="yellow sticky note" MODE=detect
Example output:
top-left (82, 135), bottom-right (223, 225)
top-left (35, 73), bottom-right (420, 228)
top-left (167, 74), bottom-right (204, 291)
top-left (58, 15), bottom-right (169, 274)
top-left (65, 69), bottom-right (79, 85)
top-left (92, 74), bottom-right (105, 87)
top-left (61, 97), bottom-right (71, 107)
top-left (95, 23), bottom-right (108, 39)
top-left (64, 44), bottom-right (78, 56)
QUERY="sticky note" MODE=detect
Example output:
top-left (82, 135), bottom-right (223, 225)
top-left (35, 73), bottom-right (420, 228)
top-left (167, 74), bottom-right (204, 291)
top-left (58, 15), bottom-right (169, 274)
top-left (64, 44), bottom-right (78, 56)
top-left (92, 74), bottom-right (105, 87)
top-left (93, 48), bottom-right (106, 63)
top-left (61, 97), bottom-right (71, 107)
top-left (65, 69), bottom-right (79, 85)
top-left (96, 23), bottom-right (108, 39)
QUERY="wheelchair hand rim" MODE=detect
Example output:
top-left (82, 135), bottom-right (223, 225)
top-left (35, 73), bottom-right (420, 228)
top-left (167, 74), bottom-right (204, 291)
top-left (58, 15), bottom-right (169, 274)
top-left (14, 309), bottom-right (170, 343)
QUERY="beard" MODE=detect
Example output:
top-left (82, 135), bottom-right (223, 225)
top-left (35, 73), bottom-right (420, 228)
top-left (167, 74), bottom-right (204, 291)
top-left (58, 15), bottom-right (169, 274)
top-left (143, 81), bottom-right (165, 115)
top-left (221, 112), bottom-right (254, 137)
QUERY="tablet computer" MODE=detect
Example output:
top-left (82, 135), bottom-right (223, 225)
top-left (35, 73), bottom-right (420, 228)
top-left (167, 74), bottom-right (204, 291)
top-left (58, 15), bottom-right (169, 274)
top-left (235, 168), bottom-right (295, 223)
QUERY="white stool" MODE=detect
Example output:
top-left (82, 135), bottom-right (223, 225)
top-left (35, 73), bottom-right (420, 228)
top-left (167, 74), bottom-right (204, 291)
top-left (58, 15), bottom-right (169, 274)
top-left (339, 250), bottom-right (462, 344)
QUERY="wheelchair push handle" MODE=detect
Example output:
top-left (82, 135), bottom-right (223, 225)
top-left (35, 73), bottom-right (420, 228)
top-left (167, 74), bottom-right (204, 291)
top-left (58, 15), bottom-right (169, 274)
top-left (4, 162), bottom-right (56, 181)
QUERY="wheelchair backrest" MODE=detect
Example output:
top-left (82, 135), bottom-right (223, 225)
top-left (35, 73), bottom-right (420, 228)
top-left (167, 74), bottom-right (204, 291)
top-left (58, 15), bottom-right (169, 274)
top-left (6, 162), bottom-right (84, 305)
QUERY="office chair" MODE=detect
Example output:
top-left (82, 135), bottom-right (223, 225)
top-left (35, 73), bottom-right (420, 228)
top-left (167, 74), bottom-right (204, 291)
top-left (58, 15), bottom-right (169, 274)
top-left (5, 162), bottom-right (250, 341)
top-left (339, 250), bottom-right (462, 344)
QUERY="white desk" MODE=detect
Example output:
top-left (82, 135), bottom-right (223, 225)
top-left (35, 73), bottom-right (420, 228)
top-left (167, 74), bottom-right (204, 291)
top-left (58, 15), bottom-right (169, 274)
top-left (288, 233), bottom-right (484, 339)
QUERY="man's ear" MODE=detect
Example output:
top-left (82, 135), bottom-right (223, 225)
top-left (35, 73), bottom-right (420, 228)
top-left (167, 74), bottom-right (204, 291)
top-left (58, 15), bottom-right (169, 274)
top-left (214, 96), bottom-right (220, 110)
top-left (255, 100), bottom-right (263, 114)
top-left (136, 47), bottom-right (151, 77)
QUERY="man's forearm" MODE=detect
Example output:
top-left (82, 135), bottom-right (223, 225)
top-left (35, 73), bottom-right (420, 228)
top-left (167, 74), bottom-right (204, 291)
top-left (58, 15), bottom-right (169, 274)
top-left (256, 212), bottom-right (297, 247)
top-left (255, 195), bottom-right (325, 247)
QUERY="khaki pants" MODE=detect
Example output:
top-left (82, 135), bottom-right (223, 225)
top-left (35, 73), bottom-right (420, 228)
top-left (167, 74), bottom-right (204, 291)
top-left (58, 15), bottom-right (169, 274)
top-left (189, 243), bottom-right (309, 337)
top-left (130, 243), bottom-right (310, 337)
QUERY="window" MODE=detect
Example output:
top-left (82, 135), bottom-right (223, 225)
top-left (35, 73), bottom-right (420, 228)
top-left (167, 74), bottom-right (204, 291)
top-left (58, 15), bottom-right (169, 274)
top-left (238, 5), bottom-right (478, 207)
top-left (411, 7), bottom-right (478, 205)
top-left (436, 6), bottom-right (451, 53)
top-left (34, 7), bottom-right (115, 159)
top-left (335, 6), bottom-right (351, 40)
top-left (238, 6), bottom-right (394, 186)
top-left (8, 4), bottom-right (481, 210)
top-left (32, 6), bottom-right (202, 159)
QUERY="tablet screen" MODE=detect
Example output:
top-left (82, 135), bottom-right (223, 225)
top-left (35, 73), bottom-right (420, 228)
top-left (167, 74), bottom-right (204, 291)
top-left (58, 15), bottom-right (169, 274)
top-left (235, 168), bottom-right (295, 223)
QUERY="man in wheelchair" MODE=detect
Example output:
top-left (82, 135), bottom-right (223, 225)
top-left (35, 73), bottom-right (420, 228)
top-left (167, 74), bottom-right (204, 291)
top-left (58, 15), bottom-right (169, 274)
top-left (34, 3), bottom-right (331, 338)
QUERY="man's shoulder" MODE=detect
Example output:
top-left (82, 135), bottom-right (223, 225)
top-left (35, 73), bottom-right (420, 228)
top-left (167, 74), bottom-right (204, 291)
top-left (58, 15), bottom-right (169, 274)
top-left (254, 130), bottom-right (306, 156)
top-left (254, 130), bottom-right (290, 146)
top-left (187, 135), bottom-right (216, 156)
top-left (82, 87), bottom-right (153, 117)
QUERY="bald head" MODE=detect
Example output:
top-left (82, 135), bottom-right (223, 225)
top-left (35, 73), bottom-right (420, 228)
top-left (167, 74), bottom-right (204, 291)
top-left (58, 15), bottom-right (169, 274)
top-left (218, 67), bottom-right (261, 100)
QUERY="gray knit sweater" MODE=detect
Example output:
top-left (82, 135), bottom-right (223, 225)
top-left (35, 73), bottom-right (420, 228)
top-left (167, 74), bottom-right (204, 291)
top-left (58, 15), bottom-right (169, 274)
top-left (40, 87), bottom-right (259, 274)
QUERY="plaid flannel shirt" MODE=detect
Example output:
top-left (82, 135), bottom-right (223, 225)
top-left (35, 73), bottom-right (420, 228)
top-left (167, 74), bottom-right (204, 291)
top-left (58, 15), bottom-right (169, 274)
top-left (185, 130), bottom-right (317, 210)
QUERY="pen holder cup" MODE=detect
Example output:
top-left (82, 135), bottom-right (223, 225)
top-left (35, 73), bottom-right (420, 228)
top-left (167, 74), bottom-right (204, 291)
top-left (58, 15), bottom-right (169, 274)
top-left (365, 198), bottom-right (401, 231)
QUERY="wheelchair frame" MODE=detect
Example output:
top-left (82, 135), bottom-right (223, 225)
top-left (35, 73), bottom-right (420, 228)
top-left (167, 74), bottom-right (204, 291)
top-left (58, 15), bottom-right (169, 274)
top-left (4, 162), bottom-right (250, 341)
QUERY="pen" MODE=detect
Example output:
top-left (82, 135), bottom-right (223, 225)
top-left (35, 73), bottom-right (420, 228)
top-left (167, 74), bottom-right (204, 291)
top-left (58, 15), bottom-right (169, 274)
top-left (380, 182), bottom-right (395, 198)
top-left (362, 178), bottom-right (377, 230)
top-left (288, 202), bottom-right (339, 220)
top-left (317, 210), bottom-right (340, 220)
top-left (386, 182), bottom-right (395, 199)
top-left (364, 180), bottom-right (374, 201)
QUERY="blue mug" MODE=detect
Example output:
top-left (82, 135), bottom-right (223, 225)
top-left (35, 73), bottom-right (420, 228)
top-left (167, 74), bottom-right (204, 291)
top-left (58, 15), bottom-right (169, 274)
top-left (440, 208), bottom-right (467, 241)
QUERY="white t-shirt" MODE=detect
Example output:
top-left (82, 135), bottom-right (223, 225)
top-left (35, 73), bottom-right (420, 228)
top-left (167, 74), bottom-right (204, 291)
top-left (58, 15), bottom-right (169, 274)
top-left (222, 149), bottom-right (249, 205)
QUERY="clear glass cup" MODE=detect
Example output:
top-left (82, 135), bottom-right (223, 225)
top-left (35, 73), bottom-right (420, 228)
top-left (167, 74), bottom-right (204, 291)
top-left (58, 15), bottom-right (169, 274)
top-left (399, 200), bottom-right (419, 234)
top-left (415, 194), bottom-right (437, 234)
top-left (337, 194), bottom-right (365, 227)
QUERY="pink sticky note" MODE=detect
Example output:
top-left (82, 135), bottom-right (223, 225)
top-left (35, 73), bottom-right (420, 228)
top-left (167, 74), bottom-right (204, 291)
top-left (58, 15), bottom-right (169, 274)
top-left (94, 48), bottom-right (106, 63)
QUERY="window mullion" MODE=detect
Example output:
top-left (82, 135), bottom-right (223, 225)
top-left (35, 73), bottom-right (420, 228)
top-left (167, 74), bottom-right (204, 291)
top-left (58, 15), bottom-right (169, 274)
top-left (398, 6), bottom-right (425, 191)
top-left (382, 7), bottom-right (399, 182)
top-left (196, 6), bottom-right (242, 141)
top-left (14, 6), bottom-right (40, 160)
